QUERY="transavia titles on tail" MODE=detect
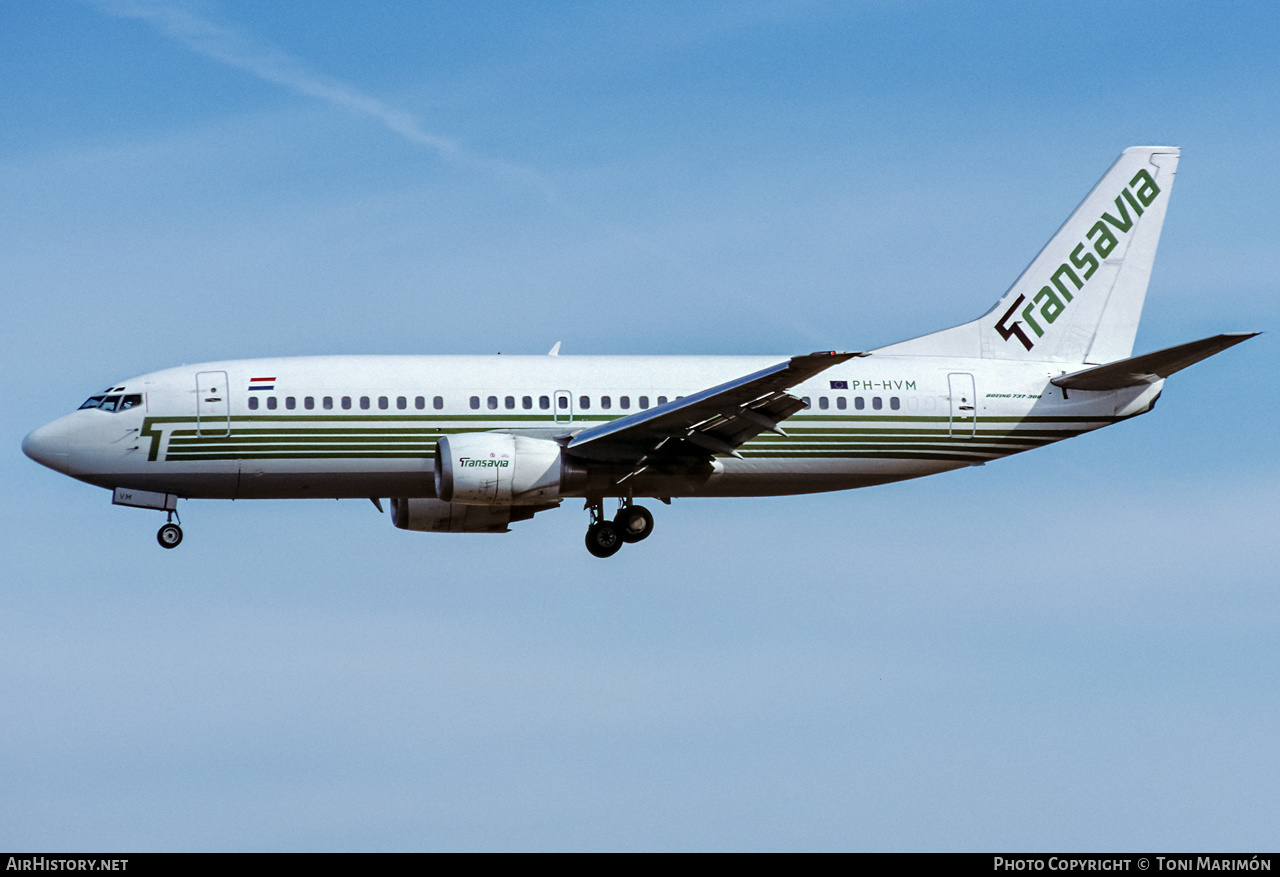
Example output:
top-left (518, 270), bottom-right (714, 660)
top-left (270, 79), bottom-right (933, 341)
top-left (23, 147), bottom-right (1257, 557)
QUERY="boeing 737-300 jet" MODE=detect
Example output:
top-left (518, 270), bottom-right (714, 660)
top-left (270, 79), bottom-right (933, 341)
top-left (22, 147), bottom-right (1257, 556)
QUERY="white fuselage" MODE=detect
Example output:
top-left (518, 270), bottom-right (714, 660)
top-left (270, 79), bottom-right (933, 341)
top-left (23, 353), bottom-right (1162, 502)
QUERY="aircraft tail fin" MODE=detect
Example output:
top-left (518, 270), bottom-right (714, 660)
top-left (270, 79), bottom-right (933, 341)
top-left (874, 146), bottom-right (1181, 364)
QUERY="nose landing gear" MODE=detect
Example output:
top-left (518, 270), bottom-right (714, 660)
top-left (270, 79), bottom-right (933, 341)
top-left (111, 489), bottom-right (185, 549)
top-left (156, 509), bottom-right (183, 549)
top-left (157, 523), bottom-right (183, 548)
top-left (584, 498), bottom-right (654, 557)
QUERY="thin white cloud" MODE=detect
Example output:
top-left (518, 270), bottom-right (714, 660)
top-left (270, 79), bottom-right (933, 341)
top-left (83, 0), bottom-right (557, 201)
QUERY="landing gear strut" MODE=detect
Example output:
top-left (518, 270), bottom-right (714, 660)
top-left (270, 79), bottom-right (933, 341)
top-left (156, 509), bottom-right (183, 549)
top-left (584, 498), bottom-right (654, 557)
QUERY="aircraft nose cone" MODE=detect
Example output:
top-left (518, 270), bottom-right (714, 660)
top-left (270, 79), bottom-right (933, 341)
top-left (22, 421), bottom-right (72, 470)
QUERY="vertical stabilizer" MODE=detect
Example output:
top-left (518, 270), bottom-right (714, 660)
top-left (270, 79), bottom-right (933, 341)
top-left (874, 146), bottom-right (1180, 363)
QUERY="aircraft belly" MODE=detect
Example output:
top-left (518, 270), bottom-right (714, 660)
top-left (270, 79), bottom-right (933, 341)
top-left (234, 457), bottom-right (435, 499)
top-left (78, 463), bottom-right (239, 499)
top-left (84, 457), bottom-right (435, 500)
top-left (685, 457), bottom-right (967, 497)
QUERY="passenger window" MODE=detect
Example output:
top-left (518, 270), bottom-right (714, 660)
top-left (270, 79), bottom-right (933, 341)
top-left (558, 396), bottom-right (569, 409)
top-left (890, 396), bottom-right (900, 410)
top-left (802, 396), bottom-right (811, 409)
top-left (267, 396), bottom-right (277, 410)
top-left (120, 394), bottom-right (143, 410)
top-left (305, 396), bottom-right (315, 410)
top-left (433, 396), bottom-right (444, 410)
top-left (286, 396), bottom-right (296, 410)
top-left (470, 396), bottom-right (480, 410)
top-left (620, 396), bottom-right (630, 410)
top-left (855, 397), bottom-right (865, 410)
top-left (396, 396), bottom-right (406, 410)
top-left (579, 396), bottom-right (590, 410)
top-left (323, 397), bottom-right (333, 410)
top-left (872, 396), bottom-right (883, 410)
top-left (378, 396), bottom-right (389, 410)
top-left (601, 396), bottom-right (611, 410)
top-left (342, 396), bottom-right (352, 410)
top-left (657, 396), bottom-right (668, 406)
top-left (248, 397), bottom-right (259, 410)
top-left (836, 396), bottom-right (847, 410)
top-left (819, 397), bottom-right (829, 410)
top-left (540, 395), bottom-right (551, 410)
top-left (639, 396), bottom-right (650, 409)
top-left (360, 396), bottom-right (370, 410)
top-left (522, 396), bottom-right (533, 409)
top-left (505, 396), bottom-right (515, 409)
top-left (414, 396), bottom-right (424, 410)
top-left (487, 396), bottom-right (498, 410)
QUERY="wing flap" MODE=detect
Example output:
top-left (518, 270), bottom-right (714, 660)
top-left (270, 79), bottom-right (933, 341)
top-left (1051, 332), bottom-right (1258, 391)
top-left (567, 351), bottom-right (861, 463)
top-left (693, 392), bottom-right (804, 447)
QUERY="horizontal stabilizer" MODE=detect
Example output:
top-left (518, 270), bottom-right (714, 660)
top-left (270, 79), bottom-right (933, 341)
top-left (1052, 332), bottom-right (1258, 391)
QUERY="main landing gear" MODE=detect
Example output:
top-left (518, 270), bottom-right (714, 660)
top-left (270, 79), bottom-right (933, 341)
top-left (156, 509), bottom-right (183, 549)
top-left (584, 498), bottom-right (654, 558)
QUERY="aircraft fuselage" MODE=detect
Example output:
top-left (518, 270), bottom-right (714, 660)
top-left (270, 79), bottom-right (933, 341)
top-left (23, 353), bottom-right (1160, 502)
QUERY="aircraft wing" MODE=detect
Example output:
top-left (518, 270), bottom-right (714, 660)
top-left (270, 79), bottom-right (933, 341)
top-left (566, 351), bottom-right (863, 465)
top-left (1052, 332), bottom-right (1258, 392)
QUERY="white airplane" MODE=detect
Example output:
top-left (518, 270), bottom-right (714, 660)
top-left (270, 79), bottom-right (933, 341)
top-left (23, 146), bottom-right (1256, 557)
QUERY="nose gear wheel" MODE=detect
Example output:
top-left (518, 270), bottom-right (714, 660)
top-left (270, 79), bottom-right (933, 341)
top-left (157, 523), bottom-right (183, 549)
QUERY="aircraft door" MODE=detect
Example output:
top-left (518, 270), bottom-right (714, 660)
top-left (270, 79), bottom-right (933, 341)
top-left (196, 370), bottom-right (231, 437)
top-left (554, 390), bottom-right (572, 424)
top-left (948, 373), bottom-right (976, 439)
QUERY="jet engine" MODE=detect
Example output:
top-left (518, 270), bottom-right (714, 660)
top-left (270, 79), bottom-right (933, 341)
top-left (390, 497), bottom-right (549, 533)
top-left (435, 433), bottom-right (585, 506)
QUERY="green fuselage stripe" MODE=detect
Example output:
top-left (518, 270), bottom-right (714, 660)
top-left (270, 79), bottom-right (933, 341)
top-left (142, 413), bottom-right (1097, 464)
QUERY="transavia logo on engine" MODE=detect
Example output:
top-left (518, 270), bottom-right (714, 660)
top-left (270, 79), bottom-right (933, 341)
top-left (458, 457), bottom-right (509, 468)
top-left (996, 168), bottom-right (1161, 351)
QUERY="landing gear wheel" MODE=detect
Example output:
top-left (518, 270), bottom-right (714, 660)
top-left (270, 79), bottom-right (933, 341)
top-left (585, 521), bottom-right (623, 558)
top-left (614, 504), bottom-right (654, 543)
top-left (157, 523), bottom-right (183, 549)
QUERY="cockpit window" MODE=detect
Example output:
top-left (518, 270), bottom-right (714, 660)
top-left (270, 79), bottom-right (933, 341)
top-left (79, 393), bottom-right (143, 412)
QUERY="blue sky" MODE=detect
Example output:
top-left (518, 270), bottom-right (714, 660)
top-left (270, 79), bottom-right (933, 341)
top-left (2, 0), bottom-right (1277, 851)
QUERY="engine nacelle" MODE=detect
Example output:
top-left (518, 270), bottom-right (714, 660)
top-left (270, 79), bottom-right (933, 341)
top-left (390, 497), bottom-right (540, 533)
top-left (435, 433), bottom-right (576, 506)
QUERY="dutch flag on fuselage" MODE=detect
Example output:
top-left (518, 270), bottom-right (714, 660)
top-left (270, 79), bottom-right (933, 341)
top-left (248, 377), bottom-right (276, 391)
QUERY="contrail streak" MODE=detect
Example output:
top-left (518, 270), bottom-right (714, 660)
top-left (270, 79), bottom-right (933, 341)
top-left (84, 0), bottom-right (556, 200)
